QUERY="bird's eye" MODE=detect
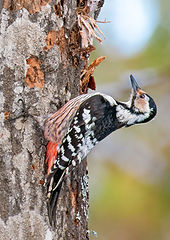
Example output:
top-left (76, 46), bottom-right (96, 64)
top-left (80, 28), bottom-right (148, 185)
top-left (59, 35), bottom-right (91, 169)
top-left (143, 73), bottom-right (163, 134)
top-left (140, 94), bottom-right (145, 99)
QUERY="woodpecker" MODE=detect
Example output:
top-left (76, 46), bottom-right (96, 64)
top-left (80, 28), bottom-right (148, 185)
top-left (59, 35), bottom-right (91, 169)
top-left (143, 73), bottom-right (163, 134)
top-left (44, 75), bottom-right (157, 226)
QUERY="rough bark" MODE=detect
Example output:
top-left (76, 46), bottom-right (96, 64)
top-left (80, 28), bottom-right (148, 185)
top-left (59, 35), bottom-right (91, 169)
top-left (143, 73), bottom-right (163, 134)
top-left (0, 0), bottom-right (104, 239)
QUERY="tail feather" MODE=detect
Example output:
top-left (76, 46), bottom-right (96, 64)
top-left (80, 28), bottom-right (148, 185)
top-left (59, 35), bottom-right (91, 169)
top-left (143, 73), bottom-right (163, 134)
top-left (46, 141), bottom-right (68, 226)
top-left (47, 168), bottom-right (66, 226)
top-left (47, 183), bottom-right (62, 227)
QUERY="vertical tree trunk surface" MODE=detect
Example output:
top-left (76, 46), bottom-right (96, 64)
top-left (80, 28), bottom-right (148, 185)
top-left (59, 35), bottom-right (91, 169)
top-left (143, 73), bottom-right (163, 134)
top-left (0, 0), bottom-right (104, 239)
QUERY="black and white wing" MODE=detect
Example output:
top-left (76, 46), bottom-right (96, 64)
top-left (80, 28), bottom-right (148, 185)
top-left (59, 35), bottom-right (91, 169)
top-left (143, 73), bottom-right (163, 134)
top-left (45, 93), bottom-right (117, 226)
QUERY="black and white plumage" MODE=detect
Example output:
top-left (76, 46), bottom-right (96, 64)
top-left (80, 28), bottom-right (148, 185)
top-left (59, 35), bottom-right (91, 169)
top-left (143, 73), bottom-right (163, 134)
top-left (44, 75), bottom-right (157, 226)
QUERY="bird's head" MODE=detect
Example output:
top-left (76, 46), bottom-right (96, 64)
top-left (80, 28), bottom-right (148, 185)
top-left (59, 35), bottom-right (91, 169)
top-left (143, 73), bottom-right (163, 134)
top-left (128, 74), bottom-right (157, 124)
top-left (117, 75), bottom-right (157, 126)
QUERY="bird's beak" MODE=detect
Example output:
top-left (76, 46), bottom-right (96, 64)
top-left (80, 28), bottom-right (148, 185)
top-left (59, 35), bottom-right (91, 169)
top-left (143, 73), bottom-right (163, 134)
top-left (130, 75), bottom-right (140, 93)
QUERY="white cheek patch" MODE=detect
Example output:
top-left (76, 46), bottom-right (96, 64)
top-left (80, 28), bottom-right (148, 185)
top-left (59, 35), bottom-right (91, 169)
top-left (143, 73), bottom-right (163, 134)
top-left (116, 105), bottom-right (150, 125)
top-left (116, 105), bottom-right (135, 125)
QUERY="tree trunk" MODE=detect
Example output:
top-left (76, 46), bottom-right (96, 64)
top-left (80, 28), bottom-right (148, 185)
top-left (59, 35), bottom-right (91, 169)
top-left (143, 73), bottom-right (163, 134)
top-left (0, 0), bottom-right (104, 239)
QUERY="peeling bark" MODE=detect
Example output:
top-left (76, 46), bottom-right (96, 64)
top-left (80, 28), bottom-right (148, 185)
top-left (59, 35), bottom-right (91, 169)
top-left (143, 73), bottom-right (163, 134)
top-left (3, 0), bottom-right (51, 14)
top-left (0, 0), bottom-right (104, 239)
top-left (25, 56), bottom-right (44, 88)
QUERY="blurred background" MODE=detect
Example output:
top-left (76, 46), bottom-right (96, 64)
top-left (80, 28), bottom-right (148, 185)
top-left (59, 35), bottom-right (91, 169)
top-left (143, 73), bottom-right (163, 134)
top-left (88, 0), bottom-right (170, 239)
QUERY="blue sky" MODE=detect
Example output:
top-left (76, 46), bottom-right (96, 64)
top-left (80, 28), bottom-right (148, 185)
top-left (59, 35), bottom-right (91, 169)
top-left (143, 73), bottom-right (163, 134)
top-left (99, 0), bottom-right (160, 56)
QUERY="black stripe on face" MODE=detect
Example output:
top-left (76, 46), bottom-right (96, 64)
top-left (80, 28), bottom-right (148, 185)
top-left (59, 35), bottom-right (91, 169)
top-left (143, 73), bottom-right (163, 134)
top-left (143, 94), bottom-right (157, 122)
top-left (148, 95), bottom-right (157, 116)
